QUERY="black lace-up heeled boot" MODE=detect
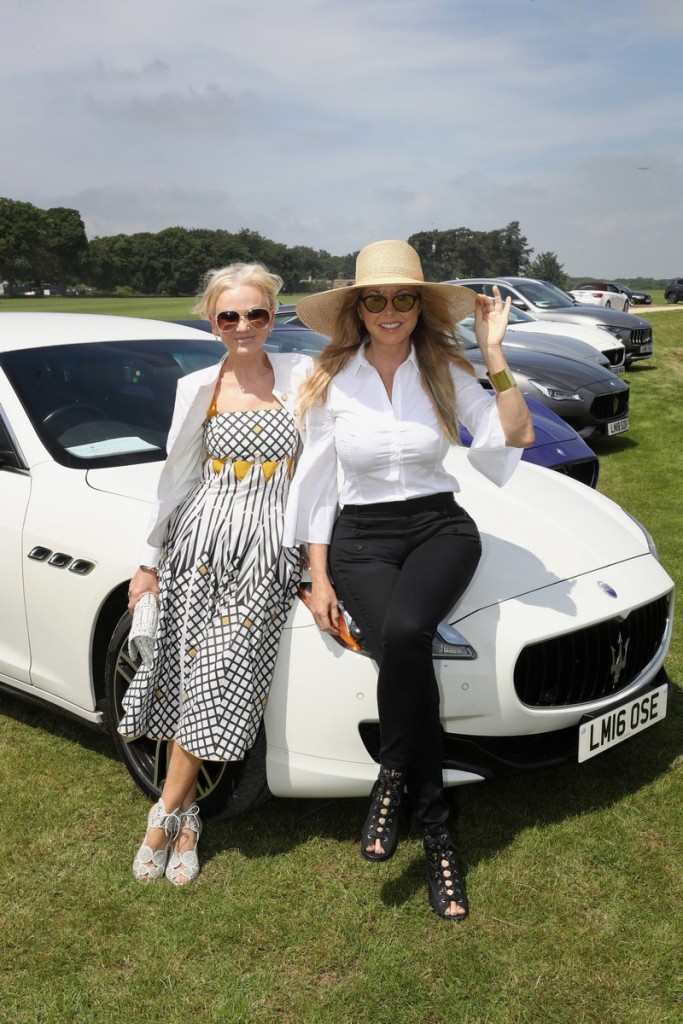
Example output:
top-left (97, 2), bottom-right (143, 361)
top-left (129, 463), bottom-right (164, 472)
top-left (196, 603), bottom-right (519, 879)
top-left (423, 827), bottom-right (469, 920)
top-left (360, 766), bottom-right (406, 862)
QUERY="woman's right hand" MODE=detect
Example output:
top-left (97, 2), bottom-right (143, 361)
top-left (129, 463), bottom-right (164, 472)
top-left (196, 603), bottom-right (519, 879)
top-left (309, 578), bottom-right (341, 635)
top-left (127, 567), bottom-right (160, 614)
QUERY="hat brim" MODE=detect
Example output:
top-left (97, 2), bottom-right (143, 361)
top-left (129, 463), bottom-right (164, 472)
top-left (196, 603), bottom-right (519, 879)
top-left (296, 281), bottom-right (477, 337)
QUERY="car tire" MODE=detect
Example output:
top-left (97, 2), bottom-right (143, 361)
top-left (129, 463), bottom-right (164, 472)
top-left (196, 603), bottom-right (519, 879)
top-left (102, 612), bottom-right (272, 819)
top-left (666, 293), bottom-right (678, 304)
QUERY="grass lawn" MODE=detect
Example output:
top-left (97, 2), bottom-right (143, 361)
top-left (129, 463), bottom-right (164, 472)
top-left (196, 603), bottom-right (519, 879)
top-left (0, 294), bottom-right (308, 318)
top-left (0, 307), bottom-right (681, 1024)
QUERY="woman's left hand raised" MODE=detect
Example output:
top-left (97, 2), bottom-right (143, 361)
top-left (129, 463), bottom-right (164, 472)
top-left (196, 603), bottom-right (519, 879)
top-left (474, 285), bottom-right (511, 358)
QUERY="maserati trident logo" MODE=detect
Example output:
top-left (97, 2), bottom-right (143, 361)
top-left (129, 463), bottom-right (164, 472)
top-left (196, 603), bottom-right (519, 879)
top-left (598, 581), bottom-right (618, 598)
top-left (610, 632), bottom-right (630, 687)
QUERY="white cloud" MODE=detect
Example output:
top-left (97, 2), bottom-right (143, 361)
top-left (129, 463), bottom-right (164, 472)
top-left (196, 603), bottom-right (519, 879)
top-left (1, 0), bottom-right (681, 274)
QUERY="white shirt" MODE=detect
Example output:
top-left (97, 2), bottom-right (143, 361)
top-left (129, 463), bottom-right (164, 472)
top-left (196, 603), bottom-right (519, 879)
top-left (283, 344), bottom-right (522, 546)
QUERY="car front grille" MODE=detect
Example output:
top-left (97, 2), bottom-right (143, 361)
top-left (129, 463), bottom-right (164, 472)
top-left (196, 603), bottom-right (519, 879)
top-left (590, 390), bottom-right (629, 420)
top-left (628, 327), bottom-right (653, 347)
top-left (604, 347), bottom-right (624, 366)
top-left (514, 595), bottom-right (670, 707)
top-left (553, 458), bottom-right (599, 488)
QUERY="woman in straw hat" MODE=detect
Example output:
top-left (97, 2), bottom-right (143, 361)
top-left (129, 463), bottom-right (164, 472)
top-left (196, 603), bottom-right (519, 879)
top-left (284, 240), bottom-right (534, 919)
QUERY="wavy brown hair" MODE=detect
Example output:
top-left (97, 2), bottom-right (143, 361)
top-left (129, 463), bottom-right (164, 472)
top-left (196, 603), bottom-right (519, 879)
top-left (297, 288), bottom-right (475, 443)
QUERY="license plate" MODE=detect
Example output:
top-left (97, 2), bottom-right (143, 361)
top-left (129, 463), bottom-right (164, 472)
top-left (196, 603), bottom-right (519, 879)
top-left (607, 417), bottom-right (629, 435)
top-left (578, 683), bottom-right (668, 763)
top-left (638, 344), bottom-right (653, 354)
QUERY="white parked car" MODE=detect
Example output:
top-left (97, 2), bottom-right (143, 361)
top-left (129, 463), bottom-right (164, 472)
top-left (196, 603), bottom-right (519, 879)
top-left (568, 283), bottom-right (630, 312)
top-left (498, 306), bottom-right (626, 374)
top-left (0, 314), bottom-right (673, 817)
top-left (459, 301), bottom-right (626, 373)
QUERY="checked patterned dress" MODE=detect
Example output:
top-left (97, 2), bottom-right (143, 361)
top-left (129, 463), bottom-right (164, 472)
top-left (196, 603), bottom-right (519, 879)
top-left (119, 405), bottom-right (301, 761)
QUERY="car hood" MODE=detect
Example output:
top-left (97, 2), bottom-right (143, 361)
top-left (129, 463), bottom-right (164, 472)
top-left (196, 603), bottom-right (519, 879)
top-left (464, 343), bottom-right (628, 389)
top-left (530, 306), bottom-right (651, 329)
top-left (501, 330), bottom-right (605, 364)
top-left (459, 318), bottom-right (604, 363)
top-left (86, 452), bottom-right (655, 612)
top-left (442, 453), bottom-right (657, 618)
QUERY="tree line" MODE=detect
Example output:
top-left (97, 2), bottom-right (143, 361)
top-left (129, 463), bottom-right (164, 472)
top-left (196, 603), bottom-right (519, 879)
top-left (1, 195), bottom-right (658, 298)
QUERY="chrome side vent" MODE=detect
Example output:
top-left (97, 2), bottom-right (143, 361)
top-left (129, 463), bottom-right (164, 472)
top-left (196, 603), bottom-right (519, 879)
top-left (69, 560), bottom-right (95, 576)
top-left (28, 546), bottom-right (52, 561)
top-left (47, 552), bottom-right (73, 568)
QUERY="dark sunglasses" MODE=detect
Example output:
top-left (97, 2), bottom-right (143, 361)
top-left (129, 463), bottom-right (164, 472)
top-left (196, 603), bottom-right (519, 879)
top-left (359, 292), bottom-right (419, 314)
top-left (215, 307), bottom-right (271, 330)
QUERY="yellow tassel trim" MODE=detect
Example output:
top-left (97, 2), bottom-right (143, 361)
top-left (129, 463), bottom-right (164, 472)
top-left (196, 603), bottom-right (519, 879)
top-left (209, 457), bottom-right (292, 480)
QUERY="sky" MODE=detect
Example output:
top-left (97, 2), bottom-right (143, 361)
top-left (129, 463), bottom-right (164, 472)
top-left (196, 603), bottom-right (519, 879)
top-left (2, 0), bottom-right (682, 278)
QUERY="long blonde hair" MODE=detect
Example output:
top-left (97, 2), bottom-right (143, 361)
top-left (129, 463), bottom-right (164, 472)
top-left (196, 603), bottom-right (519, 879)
top-left (297, 288), bottom-right (475, 443)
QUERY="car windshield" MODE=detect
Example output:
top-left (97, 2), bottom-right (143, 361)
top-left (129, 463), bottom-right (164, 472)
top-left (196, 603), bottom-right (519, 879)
top-left (456, 322), bottom-right (478, 349)
top-left (1, 336), bottom-right (224, 469)
top-left (514, 280), bottom-right (577, 309)
top-left (267, 327), bottom-right (328, 353)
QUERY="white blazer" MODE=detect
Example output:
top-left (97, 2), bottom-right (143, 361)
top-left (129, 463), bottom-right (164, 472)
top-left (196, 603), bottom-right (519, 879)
top-left (138, 352), bottom-right (313, 566)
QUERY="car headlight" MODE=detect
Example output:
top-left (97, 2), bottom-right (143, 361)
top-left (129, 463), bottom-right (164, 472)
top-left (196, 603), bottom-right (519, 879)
top-left (297, 585), bottom-right (478, 659)
top-left (624, 512), bottom-right (659, 559)
top-left (529, 379), bottom-right (581, 401)
top-left (596, 323), bottom-right (629, 341)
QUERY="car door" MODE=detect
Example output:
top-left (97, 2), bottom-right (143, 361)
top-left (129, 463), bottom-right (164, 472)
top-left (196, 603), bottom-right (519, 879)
top-left (0, 408), bottom-right (32, 684)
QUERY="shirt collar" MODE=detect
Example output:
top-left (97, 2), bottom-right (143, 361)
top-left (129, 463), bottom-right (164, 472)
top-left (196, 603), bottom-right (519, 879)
top-left (351, 339), bottom-right (419, 376)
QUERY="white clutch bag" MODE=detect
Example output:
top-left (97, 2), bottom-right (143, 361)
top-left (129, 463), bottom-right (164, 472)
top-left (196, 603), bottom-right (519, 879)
top-left (128, 592), bottom-right (159, 668)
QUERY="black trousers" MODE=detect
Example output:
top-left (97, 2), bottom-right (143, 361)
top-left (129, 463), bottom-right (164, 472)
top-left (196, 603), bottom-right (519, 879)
top-left (329, 492), bottom-right (482, 829)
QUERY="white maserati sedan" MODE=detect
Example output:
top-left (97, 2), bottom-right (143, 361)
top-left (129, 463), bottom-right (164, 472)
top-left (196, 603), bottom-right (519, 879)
top-left (0, 313), bottom-right (673, 817)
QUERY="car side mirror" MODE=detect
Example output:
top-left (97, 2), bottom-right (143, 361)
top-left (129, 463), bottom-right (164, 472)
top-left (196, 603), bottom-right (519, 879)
top-left (510, 298), bottom-right (528, 310)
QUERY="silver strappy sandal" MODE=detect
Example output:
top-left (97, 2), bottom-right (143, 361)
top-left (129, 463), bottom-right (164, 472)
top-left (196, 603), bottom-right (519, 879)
top-left (132, 798), bottom-right (181, 883)
top-left (165, 804), bottom-right (203, 886)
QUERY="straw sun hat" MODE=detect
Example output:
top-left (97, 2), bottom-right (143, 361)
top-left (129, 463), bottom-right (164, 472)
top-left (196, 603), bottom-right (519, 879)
top-left (295, 240), bottom-right (477, 336)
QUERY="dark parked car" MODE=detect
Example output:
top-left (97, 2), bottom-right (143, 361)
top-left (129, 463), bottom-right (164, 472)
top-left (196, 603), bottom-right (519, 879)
top-left (454, 278), bottom-right (653, 365)
top-left (613, 283), bottom-right (652, 306)
top-left (457, 324), bottom-right (630, 441)
top-left (274, 303), bottom-right (301, 324)
top-left (173, 319), bottom-right (329, 355)
top-left (664, 278), bottom-right (683, 304)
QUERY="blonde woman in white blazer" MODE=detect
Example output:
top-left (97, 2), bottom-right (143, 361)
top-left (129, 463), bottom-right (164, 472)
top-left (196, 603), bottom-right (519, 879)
top-left (120, 263), bottom-right (312, 886)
